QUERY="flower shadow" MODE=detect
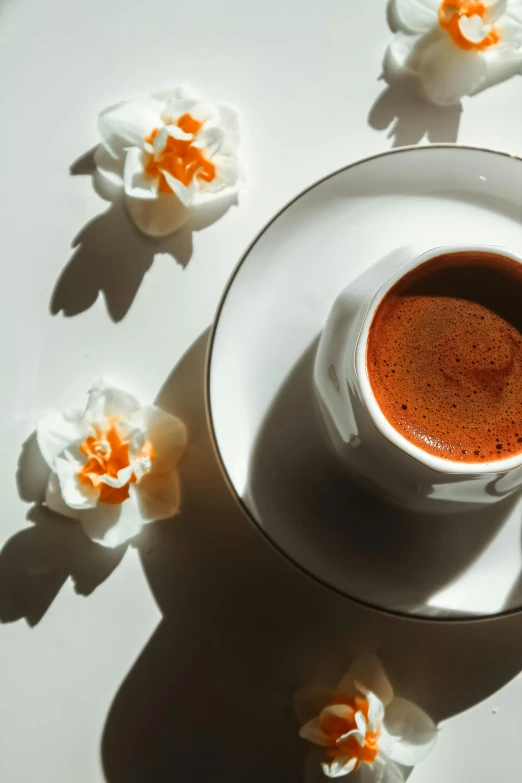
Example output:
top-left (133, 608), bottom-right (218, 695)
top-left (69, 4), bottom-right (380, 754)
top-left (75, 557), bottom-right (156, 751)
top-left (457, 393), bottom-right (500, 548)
top-left (0, 432), bottom-right (124, 626)
top-left (100, 330), bottom-right (522, 783)
top-left (50, 149), bottom-right (237, 322)
top-left (368, 81), bottom-right (462, 148)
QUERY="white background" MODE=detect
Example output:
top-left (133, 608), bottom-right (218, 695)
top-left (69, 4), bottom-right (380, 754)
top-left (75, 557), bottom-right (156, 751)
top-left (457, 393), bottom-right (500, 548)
top-left (1, 0), bottom-right (522, 781)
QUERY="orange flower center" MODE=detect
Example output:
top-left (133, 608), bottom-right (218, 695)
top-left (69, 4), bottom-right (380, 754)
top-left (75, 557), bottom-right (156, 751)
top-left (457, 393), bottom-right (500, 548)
top-left (78, 419), bottom-right (154, 505)
top-left (320, 696), bottom-right (380, 768)
top-left (439, 1), bottom-right (500, 50)
top-left (144, 113), bottom-right (216, 194)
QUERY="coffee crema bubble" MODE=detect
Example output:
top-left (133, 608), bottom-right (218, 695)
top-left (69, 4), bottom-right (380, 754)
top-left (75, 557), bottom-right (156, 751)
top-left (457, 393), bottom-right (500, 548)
top-left (366, 251), bottom-right (522, 463)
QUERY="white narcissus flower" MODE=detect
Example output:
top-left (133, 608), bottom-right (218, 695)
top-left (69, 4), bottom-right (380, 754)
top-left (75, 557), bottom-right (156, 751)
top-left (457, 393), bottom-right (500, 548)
top-left (95, 86), bottom-right (241, 237)
top-left (386, 0), bottom-right (522, 105)
top-left (36, 380), bottom-right (187, 548)
top-left (295, 655), bottom-right (437, 781)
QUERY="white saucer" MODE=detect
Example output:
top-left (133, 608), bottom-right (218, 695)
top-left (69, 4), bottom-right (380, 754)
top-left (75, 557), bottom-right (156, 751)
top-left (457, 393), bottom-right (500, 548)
top-left (207, 145), bottom-right (522, 619)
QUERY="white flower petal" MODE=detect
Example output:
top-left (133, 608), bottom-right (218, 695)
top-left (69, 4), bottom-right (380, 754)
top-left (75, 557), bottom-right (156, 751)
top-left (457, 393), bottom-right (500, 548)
top-left (125, 188), bottom-right (189, 238)
top-left (153, 85), bottom-right (199, 103)
top-left (366, 690), bottom-right (385, 731)
top-left (45, 471), bottom-right (81, 521)
top-left (337, 655), bottom-right (394, 707)
top-left (323, 704), bottom-right (355, 720)
top-left (160, 169), bottom-right (198, 206)
top-left (165, 124), bottom-right (193, 141)
top-left (321, 755), bottom-right (357, 778)
top-left (157, 86), bottom-right (201, 122)
top-left (299, 717), bottom-right (330, 747)
top-left (152, 126), bottom-right (168, 157)
top-left (194, 155), bottom-right (242, 201)
top-left (85, 379), bottom-right (141, 422)
top-left (160, 98), bottom-right (200, 125)
top-left (478, 45), bottom-right (522, 91)
top-left (99, 463), bottom-right (135, 488)
top-left (305, 747), bottom-right (332, 783)
top-left (392, 0), bottom-right (439, 33)
top-left (131, 455), bottom-right (153, 481)
top-left (217, 104), bottom-right (241, 153)
top-left (123, 147), bottom-right (190, 236)
top-left (55, 456), bottom-right (98, 510)
top-left (475, 18), bottom-right (522, 91)
top-left (335, 672), bottom-right (357, 700)
top-left (383, 31), bottom-right (423, 80)
top-left (93, 144), bottom-right (124, 198)
top-left (160, 93), bottom-right (218, 127)
top-left (135, 467), bottom-right (182, 522)
top-left (369, 754), bottom-right (387, 783)
top-left (336, 727), bottom-right (365, 746)
top-left (79, 494), bottom-right (142, 548)
top-left (484, 0), bottom-right (508, 24)
top-left (380, 760), bottom-right (405, 783)
top-left (138, 406), bottom-right (187, 469)
top-left (123, 147), bottom-right (158, 201)
top-left (378, 726), bottom-right (400, 761)
top-left (193, 124), bottom-right (225, 158)
top-left (98, 100), bottom-right (162, 160)
top-left (209, 155), bottom-right (241, 188)
top-left (293, 687), bottom-right (334, 724)
top-left (187, 100), bottom-right (220, 126)
top-left (459, 14), bottom-right (492, 44)
top-left (37, 410), bottom-right (86, 467)
top-left (492, 12), bottom-right (522, 50)
top-left (384, 697), bottom-right (438, 767)
top-left (116, 420), bottom-right (146, 453)
top-left (353, 681), bottom-right (385, 731)
top-left (418, 37), bottom-right (487, 105)
top-left (354, 710), bottom-right (367, 736)
top-left (507, 0), bottom-right (522, 23)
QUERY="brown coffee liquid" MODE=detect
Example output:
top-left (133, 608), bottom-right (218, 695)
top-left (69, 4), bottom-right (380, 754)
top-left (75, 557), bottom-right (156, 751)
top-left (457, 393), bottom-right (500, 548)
top-left (367, 251), bottom-right (522, 462)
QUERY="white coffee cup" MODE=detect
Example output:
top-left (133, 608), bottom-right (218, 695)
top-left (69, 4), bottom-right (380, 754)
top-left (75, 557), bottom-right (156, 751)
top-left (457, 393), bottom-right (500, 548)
top-left (314, 244), bottom-right (522, 513)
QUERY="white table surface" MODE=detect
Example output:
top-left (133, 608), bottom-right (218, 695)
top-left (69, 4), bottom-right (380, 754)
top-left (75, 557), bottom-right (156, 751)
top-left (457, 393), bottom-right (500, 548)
top-left (1, 1), bottom-right (522, 781)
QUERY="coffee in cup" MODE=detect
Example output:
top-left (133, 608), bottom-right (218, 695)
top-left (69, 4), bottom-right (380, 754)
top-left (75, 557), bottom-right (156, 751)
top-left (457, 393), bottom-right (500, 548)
top-left (367, 250), bottom-right (522, 463)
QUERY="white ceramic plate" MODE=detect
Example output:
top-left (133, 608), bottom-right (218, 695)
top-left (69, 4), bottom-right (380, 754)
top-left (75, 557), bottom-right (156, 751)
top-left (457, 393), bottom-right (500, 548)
top-left (207, 145), bottom-right (522, 619)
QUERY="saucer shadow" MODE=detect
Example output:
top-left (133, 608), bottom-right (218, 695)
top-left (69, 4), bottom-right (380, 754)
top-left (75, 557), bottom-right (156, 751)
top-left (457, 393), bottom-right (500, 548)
top-left (247, 339), bottom-right (521, 617)
top-left (101, 330), bottom-right (522, 783)
top-left (0, 432), bottom-right (124, 626)
top-left (50, 148), bottom-right (237, 322)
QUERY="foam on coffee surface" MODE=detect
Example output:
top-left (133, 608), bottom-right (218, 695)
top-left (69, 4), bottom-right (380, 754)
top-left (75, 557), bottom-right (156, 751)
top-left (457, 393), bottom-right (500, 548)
top-left (367, 252), bottom-right (522, 462)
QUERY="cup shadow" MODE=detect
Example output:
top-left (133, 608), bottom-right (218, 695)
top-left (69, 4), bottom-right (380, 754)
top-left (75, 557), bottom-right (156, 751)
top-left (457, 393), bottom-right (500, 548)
top-left (247, 339), bottom-right (522, 617)
top-left (101, 330), bottom-right (522, 783)
top-left (506, 521), bottom-right (522, 607)
top-left (50, 148), bottom-right (237, 322)
top-left (0, 432), bottom-right (124, 626)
